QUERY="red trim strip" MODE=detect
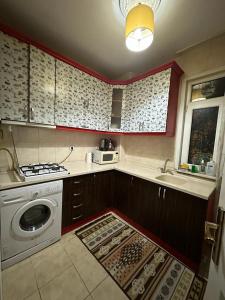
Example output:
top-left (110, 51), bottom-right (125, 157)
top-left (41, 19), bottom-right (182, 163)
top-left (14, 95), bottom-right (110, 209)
top-left (0, 21), bottom-right (183, 137)
top-left (165, 67), bottom-right (181, 136)
top-left (0, 22), bottom-right (183, 85)
top-left (56, 125), bottom-right (168, 136)
top-left (62, 208), bottom-right (198, 272)
top-left (0, 22), bottom-right (111, 83)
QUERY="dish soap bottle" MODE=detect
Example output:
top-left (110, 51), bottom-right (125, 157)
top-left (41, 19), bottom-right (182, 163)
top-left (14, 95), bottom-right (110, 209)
top-left (206, 159), bottom-right (216, 176)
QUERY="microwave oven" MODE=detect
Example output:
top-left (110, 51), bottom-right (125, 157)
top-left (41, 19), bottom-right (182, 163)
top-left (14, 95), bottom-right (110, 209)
top-left (93, 150), bottom-right (119, 165)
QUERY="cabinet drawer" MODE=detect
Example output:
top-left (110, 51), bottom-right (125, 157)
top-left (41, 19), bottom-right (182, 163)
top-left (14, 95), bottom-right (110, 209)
top-left (71, 175), bottom-right (92, 192)
top-left (71, 192), bottom-right (84, 205)
top-left (71, 202), bottom-right (84, 211)
top-left (71, 206), bottom-right (85, 223)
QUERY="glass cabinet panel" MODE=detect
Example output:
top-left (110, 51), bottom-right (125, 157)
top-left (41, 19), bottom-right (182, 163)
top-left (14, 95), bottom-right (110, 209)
top-left (110, 88), bottom-right (123, 129)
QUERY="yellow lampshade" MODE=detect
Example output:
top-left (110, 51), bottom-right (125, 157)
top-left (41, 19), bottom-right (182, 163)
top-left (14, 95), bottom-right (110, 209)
top-left (125, 4), bottom-right (154, 52)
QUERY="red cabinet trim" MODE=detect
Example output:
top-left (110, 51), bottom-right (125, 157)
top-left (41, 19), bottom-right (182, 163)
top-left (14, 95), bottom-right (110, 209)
top-left (0, 21), bottom-right (183, 136)
top-left (56, 126), bottom-right (168, 136)
top-left (0, 22), bottom-right (183, 85)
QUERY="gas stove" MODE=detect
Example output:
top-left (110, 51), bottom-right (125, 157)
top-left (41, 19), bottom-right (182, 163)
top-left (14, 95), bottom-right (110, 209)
top-left (18, 163), bottom-right (69, 181)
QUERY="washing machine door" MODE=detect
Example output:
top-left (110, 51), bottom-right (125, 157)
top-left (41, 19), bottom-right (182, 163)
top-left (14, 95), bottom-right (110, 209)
top-left (12, 198), bottom-right (57, 238)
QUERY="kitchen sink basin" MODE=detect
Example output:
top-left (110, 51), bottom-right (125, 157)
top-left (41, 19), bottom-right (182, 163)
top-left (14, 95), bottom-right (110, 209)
top-left (156, 174), bottom-right (187, 186)
top-left (0, 171), bottom-right (20, 187)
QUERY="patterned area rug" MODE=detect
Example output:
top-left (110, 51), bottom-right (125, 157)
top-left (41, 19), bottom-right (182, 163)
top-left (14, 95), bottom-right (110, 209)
top-left (75, 214), bottom-right (206, 300)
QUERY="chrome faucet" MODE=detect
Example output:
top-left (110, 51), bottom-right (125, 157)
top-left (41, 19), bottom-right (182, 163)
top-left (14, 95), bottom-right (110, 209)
top-left (160, 159), bottom-right (174, 174)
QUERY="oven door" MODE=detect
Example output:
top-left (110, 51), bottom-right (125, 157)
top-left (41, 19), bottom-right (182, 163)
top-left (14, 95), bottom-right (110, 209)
top-left (11, 198), bottom-right (57, 238)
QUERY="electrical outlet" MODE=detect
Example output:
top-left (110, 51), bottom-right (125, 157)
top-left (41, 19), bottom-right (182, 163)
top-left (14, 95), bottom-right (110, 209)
top-left (70, 146), bottom-right (75, 151)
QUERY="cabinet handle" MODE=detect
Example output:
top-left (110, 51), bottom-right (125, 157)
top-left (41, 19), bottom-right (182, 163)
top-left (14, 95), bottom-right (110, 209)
top-left (73, 193), bottom-right (81, 197)
top-left (72, 215), bottom-right (83, 220)
top-left (21, 106), bottom-right (27, 119)
top-left (73, 203), bottom-right (83, 209)
top-left (73, 181), bottom-right (80, 184)
top-left (158, 187), bottom-right (161, 198)
top-left (30, 107), bottom-right (34, 120)
top-left (163, 188), bottom-right (166, 200)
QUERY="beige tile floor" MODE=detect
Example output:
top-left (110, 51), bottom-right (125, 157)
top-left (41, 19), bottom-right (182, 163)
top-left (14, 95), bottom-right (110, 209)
top-left (2, 230), bottom-right (129, 300)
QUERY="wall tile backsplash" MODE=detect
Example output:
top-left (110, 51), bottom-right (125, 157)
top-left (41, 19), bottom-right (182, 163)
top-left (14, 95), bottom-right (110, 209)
top-left (121, 135), bottom-right (175, 168)
top-left (0, 125), bottom-right (120, 171)
top-left (0, 126), bottom-right (175, 172)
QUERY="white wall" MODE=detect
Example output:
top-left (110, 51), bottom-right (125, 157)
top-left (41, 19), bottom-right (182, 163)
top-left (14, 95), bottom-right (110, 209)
top-left (121, 33), bottom-right (225, 168)
top-left (204, 129), bottom-right (225, 300)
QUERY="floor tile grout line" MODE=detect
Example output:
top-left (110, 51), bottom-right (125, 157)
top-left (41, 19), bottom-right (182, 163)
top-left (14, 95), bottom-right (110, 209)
top-left (61, 236), bottom-right (108, 295)
top-left (37, 289), bottom-right (43, 300)
top-left (29, 257), bottom-right (41, 296)
top-left (89, 275), bottom-right (109, 295)
top-left (62, 241), bottom-right (92, 294)
top-left (6, 258), bottom-right (39, 300)
top-left (30, 243), bottom-right (74, 291)
top-left (37, 263), bottom-right (74, 291)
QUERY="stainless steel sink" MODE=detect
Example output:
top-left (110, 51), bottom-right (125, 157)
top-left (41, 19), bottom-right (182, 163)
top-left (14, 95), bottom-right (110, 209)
top-left (156, 174), bottom-right (187, 186)
top-left (0, 171), bottom-right (20, 187)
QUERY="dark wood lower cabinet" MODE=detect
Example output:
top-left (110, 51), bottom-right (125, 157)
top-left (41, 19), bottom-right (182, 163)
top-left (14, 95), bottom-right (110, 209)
top-left (62, 170), bottom-right (208, 264)
top-left (62, 171), bottom-right (114, 228)
top-left (113, 171), bottom-right (207, 264)
top-left (158, 186), bottom-right (207, 262)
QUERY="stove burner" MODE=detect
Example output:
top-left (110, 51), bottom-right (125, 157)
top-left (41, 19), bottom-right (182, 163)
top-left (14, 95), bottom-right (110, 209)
top-left (18, 163), bottom-right (69, 180)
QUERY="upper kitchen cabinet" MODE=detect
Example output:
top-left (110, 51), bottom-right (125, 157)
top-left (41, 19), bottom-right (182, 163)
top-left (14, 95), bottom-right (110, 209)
top-left (79, 72), bottom-right (112, 131)
top-left (56, 62), bottom-right (111, 131)
top-left (122, 64), bottom-right (183, 136)
top-left (110, 86), bottom-right (126, 131)
top-left (0, 30), bottom-right (182, 134)
top-left (55, 60), bottom-right (83, 128)
top-left (94, 79), bottom-right (112, 131)
top-left (29, 46), bottom-right (56, 125)
top-left (79, 72), bottom-right (98, 130)
top-left (0, 32), bottom-right (28, 122)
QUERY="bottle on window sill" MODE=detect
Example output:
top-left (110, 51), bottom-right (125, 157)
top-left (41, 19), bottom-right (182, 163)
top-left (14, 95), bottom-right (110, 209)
top-left (200, 159), bottom-right (205, 173)
top-left (206, 160), bottom-right (216, 177)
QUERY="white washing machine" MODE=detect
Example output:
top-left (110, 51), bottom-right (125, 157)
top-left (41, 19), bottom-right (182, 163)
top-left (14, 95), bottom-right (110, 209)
top-left (0, 180), bottom-right (62, 269)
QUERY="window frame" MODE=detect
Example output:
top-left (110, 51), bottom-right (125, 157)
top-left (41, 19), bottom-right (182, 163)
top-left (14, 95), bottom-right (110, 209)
top-left (180, 97), bottom-right (224, 165)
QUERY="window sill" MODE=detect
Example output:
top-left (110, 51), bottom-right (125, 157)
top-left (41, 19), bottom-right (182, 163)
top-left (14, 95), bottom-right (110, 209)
top-left (177, 169), bottom-right (216, 181)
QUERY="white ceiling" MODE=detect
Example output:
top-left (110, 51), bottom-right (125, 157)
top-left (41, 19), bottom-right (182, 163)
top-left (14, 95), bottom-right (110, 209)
top-left (0, 0), bottom-right (225, 79)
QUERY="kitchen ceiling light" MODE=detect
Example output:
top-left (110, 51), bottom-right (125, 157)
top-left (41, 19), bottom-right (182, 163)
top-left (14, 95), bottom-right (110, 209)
top-left (125, 3), bottom-right (154, 52)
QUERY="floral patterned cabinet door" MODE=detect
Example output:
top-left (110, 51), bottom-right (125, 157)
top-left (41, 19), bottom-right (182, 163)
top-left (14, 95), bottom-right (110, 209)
top-left (122, 68), bottom-right (172, 133)
top-left (78, 72), bottom-right (112, 131)
top-left (0, 32), bottom-right (29, 122)
top-left (92, 78), bottom-right (112, 131)
top-left (29, 46), bottom-right (56, 125)
top-left (55, 60), bottom-right (83, 128)
top-left (79, 71), bottom-right (97, 130)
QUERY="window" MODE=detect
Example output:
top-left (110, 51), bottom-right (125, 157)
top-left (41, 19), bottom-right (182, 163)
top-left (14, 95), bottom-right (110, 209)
top-left (181, 74), bottom-right (225, 174)
top-left (191, 77), bottom-right (225, 102)
top-left (187, 106), bottom-right (219, 164)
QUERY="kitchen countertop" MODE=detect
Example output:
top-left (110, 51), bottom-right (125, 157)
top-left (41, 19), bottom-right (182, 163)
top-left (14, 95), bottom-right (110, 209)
top-left (0, 161), bottom-right (216, 200)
